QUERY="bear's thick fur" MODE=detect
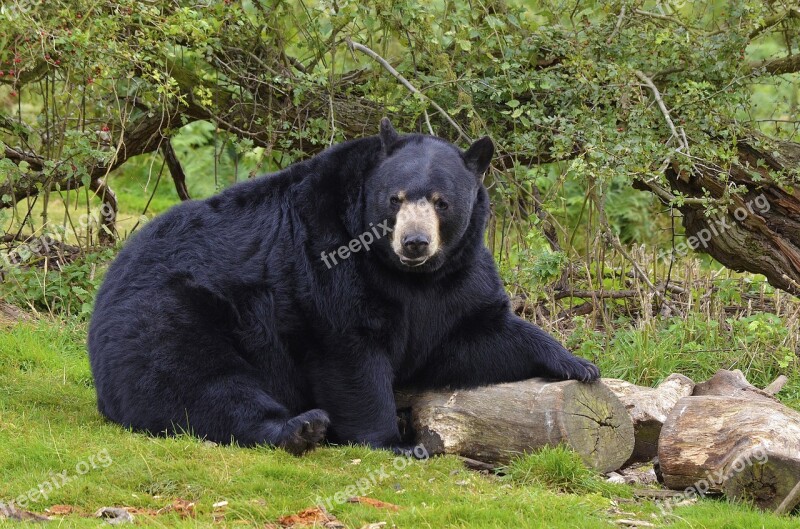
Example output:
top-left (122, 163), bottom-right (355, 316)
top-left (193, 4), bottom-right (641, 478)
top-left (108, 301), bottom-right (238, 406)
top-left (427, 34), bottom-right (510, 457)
top-left (88, 119), bottom-right (599, 454)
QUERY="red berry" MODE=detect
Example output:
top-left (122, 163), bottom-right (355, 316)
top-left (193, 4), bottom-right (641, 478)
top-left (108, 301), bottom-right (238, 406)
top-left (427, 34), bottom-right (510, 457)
top-left (10, 91), bottom-right (17, 97)
top-left (101, 125), bottom-right (109, 132)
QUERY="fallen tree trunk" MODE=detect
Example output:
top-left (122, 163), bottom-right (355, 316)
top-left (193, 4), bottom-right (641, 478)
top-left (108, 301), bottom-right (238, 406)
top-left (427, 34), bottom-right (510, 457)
top-left (658, 371), bottom-right (800, 512)
top-left (603, 374), bottom-right (695, 465)
top-left (693, 368), bottom-right (784, 398)
top-left (657, 140), bottom-right (800, 296)
top-left (396, 379), bottom-right (635, 473)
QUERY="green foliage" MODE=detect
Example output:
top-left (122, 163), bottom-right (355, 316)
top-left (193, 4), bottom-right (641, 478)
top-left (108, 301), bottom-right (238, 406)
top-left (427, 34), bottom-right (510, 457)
top-left (0, 249), bottom-right (114, 319)
top-left (2, 0), bottom-right (798, 257)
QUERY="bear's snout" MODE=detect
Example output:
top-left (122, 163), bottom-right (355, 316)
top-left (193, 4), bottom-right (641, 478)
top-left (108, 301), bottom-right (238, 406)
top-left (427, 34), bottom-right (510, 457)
top-left (391, 198), bottom-right (440, 266)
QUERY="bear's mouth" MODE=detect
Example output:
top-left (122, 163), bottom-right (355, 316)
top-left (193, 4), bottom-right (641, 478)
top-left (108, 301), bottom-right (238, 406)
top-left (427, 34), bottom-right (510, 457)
top-left (398, 255), bottom-right (431, 267)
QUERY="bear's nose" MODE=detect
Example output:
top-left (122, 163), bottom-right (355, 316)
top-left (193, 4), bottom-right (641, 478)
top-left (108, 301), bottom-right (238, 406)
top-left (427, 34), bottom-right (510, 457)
top-left (402, 233), bottom-right (430, 257)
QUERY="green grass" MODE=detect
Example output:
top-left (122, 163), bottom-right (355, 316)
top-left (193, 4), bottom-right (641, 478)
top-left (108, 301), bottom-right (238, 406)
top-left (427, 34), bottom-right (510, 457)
top-left (1, 319), bottom-right (798, 528)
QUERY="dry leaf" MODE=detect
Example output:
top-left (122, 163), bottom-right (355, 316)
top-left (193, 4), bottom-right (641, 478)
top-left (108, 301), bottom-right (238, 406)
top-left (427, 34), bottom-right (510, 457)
top-left (346, 497), bottom-right (401, 511)
top-left (277, 506), bottom-right (345, 528)
top-left (46, 504), bottom-right (79, 515)
top-left (157, 498), bottom-right (196, 518)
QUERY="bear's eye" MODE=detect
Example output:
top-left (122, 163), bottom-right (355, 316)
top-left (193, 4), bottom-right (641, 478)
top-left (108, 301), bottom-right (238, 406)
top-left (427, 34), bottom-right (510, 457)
top-left (390, 195), bottom-right (402, 206)
top-left (434, 198), bottom-right (449, 211)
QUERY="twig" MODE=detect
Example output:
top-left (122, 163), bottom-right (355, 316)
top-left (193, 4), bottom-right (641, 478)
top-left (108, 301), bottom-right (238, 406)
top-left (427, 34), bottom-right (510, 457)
top-left (459, 456), bottom-right (498, 473)
top-left (346, 39), bottom-right (471, 143)
top-left (633, 9), bottom-right (706, 32)
top-left (423, 109), bottom-right (435, 135)
top-left (634, 70), bottom-right (686, 152)
top-left (605, 231), bottom-right (681, 315)
top-left (749, 7), bottom-right (800, 40)
top-left (553, 289), bottom-right (641, 300)
top-left (592, 181), bottom-right (681, 315)
top-left (775, 479), bottom-right (800, 515)
top-left (607, 5), bottom-right (627, 44)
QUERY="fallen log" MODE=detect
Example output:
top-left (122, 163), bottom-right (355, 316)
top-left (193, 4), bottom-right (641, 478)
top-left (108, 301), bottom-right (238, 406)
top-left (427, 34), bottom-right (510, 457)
top-left (603, 374), bottom-right (695, 465)
top-left (396, 378), bottom-right (635, 473)
top-left (658, 370), bottom-right (800, 512)
top-left (693, 368), bottom-right (778, 399)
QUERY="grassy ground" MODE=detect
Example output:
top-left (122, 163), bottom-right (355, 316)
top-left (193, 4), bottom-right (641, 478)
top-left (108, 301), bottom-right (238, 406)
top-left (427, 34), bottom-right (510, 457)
top-left (1, 318), bottom-right (798, 528)
top-left (2, 146), bottom-right (800, 526)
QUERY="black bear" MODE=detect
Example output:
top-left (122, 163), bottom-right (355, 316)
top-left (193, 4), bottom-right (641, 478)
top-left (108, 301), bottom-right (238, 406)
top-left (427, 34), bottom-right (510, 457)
top-left (88, 119), bottom-right (599, 454)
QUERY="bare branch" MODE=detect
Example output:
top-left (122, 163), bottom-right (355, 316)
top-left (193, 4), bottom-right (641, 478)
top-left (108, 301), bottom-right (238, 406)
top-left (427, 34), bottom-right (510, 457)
top-left (607, 5), bottom-right (627, 44)
top-left (633, 9), bottom-right (708, 33)
top-left (160, 139), bottom-right (191, 201)
top-left (749, 7), bottom-right (800, 39)
top-left (634, 70), bottom-right (686, 152)
top-left (346, 39), bottom-right (471, 143)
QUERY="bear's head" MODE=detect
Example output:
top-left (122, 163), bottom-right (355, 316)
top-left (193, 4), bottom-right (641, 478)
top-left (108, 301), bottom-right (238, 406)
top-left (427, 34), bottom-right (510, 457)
top-left (365, 118), bottom-right (493, 273)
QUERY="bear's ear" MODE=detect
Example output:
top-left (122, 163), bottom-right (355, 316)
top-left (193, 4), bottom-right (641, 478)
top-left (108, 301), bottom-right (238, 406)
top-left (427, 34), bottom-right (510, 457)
top-left (379, 117), bottom-right (400, 153)
top-left (462, 136), bottom-right (494, 177)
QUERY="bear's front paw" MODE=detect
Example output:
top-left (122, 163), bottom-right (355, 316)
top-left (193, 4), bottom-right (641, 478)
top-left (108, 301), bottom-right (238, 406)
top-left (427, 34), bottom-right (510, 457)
top-left (550, 355), bottom-right (600, 382)
top-left (278, 409), bottom-right (330, 456)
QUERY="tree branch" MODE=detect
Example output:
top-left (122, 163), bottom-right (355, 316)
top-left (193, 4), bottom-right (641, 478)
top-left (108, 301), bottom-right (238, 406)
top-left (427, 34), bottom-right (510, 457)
top-left (749, 7), bottom-right (800, 40)
top-left (751, 54), bottom-right (800, 75)
top-left (160, 138), bottom-right (191, 201)
top-left (346, 39), bottom-right (471, 143)
top-left (634, 70), bottom-right (686, 152)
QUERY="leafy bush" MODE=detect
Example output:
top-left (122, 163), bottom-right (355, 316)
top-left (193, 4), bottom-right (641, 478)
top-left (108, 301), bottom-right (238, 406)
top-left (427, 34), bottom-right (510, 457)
top-left (0, 249), bottom-right (114, 320)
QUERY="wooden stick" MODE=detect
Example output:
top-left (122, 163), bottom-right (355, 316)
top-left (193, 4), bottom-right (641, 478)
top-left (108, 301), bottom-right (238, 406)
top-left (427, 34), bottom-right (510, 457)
top-left (775, 479), bottom-right (800, 515)
top-left (764, 375), bottom-right (789, 396)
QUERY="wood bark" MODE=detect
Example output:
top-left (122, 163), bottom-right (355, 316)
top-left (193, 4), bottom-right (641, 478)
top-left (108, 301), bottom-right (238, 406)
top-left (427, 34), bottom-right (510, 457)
top-left (603, 374), bottom-right (695, 465)
top-left (658, 370), bottom-right (800, 512)
top-left (396, 378), bottom-right (635, 473)
top-left (658, 141), bottom-right (800, 296)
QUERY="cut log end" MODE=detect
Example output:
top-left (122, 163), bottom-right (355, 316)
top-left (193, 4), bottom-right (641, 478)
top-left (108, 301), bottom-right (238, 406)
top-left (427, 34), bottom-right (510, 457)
top-left (558, 382), bottom-right (635, 473)
top-left (722, 451), bottom-right (800, 512)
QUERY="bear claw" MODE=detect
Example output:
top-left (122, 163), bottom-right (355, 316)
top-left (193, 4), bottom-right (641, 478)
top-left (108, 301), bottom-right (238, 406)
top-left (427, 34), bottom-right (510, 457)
top-left (278, 409), bottom-right (330, 455)
top-left (551, 355), bottom-right (601, 382)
